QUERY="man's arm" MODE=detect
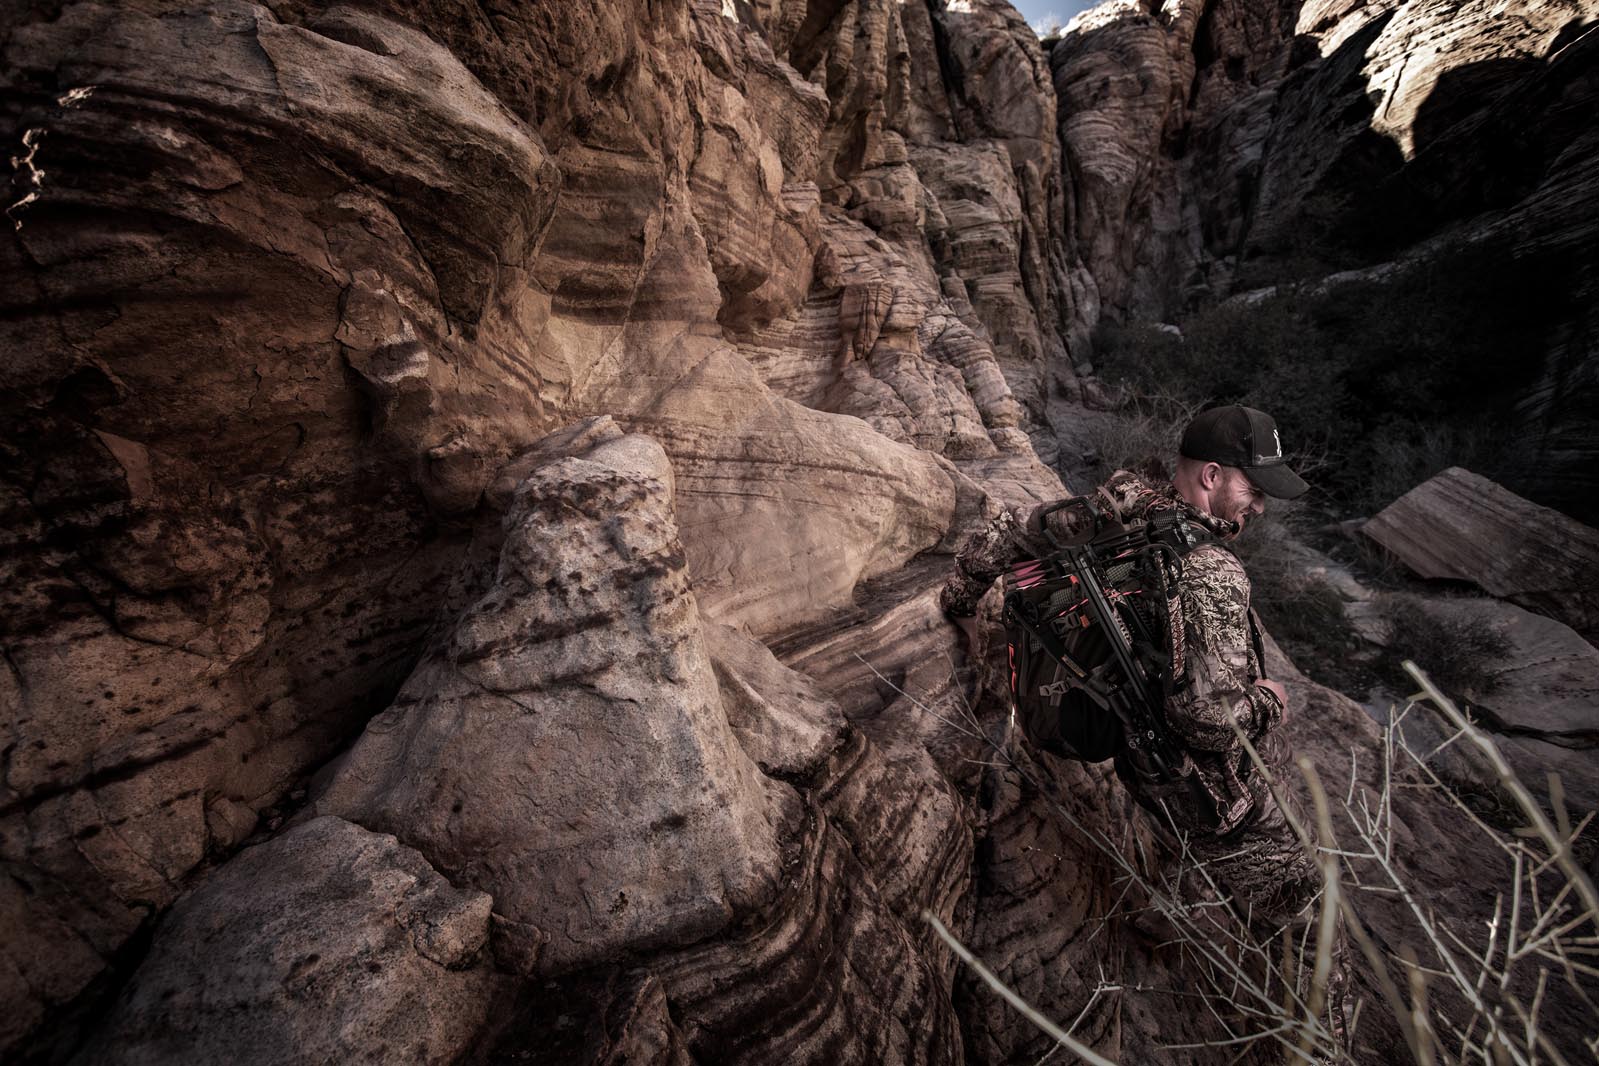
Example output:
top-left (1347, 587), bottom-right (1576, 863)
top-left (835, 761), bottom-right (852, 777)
top-left (938, 506), bottom-right (1042, 618)
top-left (939, 491), bottom-right (1104, 622)
top-left (1164, 547), bottom-right (1283, 751)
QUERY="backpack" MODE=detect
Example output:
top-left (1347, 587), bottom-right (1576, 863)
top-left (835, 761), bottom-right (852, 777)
top-left (1000, 496), bottom-right (1221, 778)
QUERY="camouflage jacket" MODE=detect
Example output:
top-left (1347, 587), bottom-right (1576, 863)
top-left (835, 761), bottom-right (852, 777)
top-left (940, 471), bottom-right (1285, 834)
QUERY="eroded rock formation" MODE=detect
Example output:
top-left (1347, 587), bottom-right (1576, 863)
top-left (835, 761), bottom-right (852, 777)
top-left (1, 0), bottom-right (1060, 1056)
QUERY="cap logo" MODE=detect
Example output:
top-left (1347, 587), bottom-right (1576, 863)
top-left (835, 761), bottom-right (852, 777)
top-left (1254, 426), bottom-right (1283, 465)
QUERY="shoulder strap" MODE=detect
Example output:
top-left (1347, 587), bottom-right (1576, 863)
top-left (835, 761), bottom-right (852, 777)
top-left (1247, 609), bottom-right (1268, 680)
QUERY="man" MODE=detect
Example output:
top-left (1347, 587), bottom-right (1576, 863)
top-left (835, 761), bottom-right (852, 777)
top-left (940, 405), bottom-right (1324, 931)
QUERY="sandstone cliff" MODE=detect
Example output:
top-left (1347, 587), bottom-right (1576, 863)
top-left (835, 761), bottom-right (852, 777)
top-left (0, 0), bottom-right (1063, 1056)
top-left (2, 0), bottom-right (1594, 1063)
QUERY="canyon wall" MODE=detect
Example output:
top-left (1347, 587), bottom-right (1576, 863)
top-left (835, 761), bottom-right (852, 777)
top-left (0, 0), bottom-right (1071, 1057)
top-left (2, 0), bottom-right (1593, 1062)
top-left (1050, 0), bottom-right (1599, 514)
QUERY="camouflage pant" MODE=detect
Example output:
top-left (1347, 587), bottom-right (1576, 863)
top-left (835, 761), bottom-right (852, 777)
top-left (1188, 732), bottom-right (1321, 929)
top-left (1141, 731), bottom-right (1352, 1048)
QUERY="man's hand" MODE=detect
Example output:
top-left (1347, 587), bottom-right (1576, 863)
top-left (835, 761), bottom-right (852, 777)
top-left (950, 614), bottom-right (979, 649)
top-left (1254, 678), bottom-right (1287, 710)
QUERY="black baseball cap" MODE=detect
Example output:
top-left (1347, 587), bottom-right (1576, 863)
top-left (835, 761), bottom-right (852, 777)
top-left (1179, 405), bottom-right (1308, 500)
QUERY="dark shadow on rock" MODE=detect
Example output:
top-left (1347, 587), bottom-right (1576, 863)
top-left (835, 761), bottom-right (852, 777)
top-left (1362, 19), bottom-right (1599, 255)
top-left (1235, 9), bottom-right (1404, 270)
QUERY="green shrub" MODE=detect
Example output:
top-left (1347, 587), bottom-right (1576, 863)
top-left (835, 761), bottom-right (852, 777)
top-left (1232, 508), bottom-right (1369, 692)
top-left (1379, 595), bottom-right (1511, 698)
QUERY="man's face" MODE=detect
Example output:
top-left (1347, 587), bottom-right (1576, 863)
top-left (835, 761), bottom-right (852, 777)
top-left (1214, 466), bottom-right (1266, 534)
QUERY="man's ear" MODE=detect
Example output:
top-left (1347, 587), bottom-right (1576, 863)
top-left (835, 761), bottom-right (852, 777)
top-left (1200, 461), bottom-right (1223, 489)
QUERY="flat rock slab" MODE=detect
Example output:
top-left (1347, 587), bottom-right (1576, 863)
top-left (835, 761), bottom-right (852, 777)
top-left (1362, 467), bottom-right (1599, 644)
top-left (1356, 592), bottom-right (1599, 813)
top-left (74, 816), bottom-right (496, 1066)
top-left (1472, 602), bottom-right (1599, 740)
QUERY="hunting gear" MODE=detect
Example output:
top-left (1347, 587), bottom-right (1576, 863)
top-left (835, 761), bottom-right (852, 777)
top-left (940, 405), bottom-right (1341, 942)
top-left (994, 491), bottom-right (1264, 835)
top-left (942, 406), bottom-right (1350, 1047)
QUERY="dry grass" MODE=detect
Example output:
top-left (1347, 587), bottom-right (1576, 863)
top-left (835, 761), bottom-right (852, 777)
top-left (863, 653), bottom-right (1599, 1064)
top-left (1067, 390), bottom-right (1204, 486)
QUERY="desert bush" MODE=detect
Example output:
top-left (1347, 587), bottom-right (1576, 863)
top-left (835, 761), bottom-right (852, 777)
top-left (1223, 500), bottom-right (1370, 694)
top-left (1379, 595), bottom-right (1511, 699)
top-left (1258, 574), bottom-right (1361, 683)
top-left (1067, 389), bottom-right (1203, 485)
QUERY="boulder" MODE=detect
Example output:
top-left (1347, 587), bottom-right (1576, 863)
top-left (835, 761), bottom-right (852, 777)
top-left (1362, 467), bottom-right (1599, 644)
top-left (1456, 601), bottom-right (1599, 743)
top-left (73, 816), bottom-right (497, 1066)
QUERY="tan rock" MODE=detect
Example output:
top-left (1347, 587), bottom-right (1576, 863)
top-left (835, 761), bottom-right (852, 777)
top-left (72, 816), bottom-right (498, 1066)
top-left (1, 0), bottom-right (563, 1036)
top-left (1, 0), bottom-right (1069, 1041)
top-left (312, 430), bottom-right (790, 974)
top-left (705, 621), bottom-right (847, 777)
top-left (1362, 594), bottom-right (1599, 813)
top-left (23, 0), bottom-right (1568, 1060)
top-left (1362, 467), bottom-right (1599, 644)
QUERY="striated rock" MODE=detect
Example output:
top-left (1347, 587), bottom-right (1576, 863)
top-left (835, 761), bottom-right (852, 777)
top-left (953, 748), bottom-right (1136, 1064)
top-left (1051, 0), bottom-right (1594, 316)
top-left (1362, 467), bottom-right (1599, 644)
top-left (1050, 0), bottom-right (1198, 332)
top-left (73, 816), bottom-right (498, 1066)
top-left (438, 428), bottom-right (974, 1065)
top-left (910, 0), bottom-right (1074, 412)
top-left (1429, 600), bottom-right (1599, 743)
top-left (1, 2), bottom-right (561, 1043)
top-left (0, 0), bottom-right (1064, 1045)
top-left (14, 0), bottom-right (1590, 1061)
top-left (705, 621), bottom-right (846, 777)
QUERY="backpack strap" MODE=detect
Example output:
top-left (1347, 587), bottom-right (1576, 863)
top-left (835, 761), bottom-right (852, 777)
top-left (1002, 591), bottom-right (1108, 707)
top-left (1146, 515), bottom-right (1217, 693)
top-left (1247, 608), bottom-right (1268, 680)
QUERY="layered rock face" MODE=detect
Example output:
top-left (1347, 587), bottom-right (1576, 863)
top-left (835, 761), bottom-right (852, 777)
top-left (1, 0), bottom-right (1068, 1058)
top-left (1049, 0), bottom-right (1599, 512)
